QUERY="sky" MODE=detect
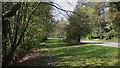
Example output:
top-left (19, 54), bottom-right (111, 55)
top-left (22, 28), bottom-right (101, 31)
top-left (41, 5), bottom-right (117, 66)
top-left (52, 0), bottom-right (110, 21)
top-left (52, 0), bottom-right (78, 20)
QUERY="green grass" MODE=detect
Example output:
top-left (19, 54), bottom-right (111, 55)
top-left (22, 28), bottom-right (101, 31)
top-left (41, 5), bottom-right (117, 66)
top-left (39, 38), bottom-right (119, 66)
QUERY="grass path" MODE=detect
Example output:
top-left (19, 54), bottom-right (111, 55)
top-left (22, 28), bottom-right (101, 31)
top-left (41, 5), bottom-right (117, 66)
top-left (16, 38), bottom-right (120, 66)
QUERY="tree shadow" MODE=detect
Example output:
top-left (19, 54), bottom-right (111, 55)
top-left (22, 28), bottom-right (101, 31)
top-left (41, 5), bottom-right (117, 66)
top-left (50, 45), bottom-right (119, 66)
top-left (14, 56), bottom-right (48, 66)
top-left (12, 39), bottom-right (119, 66)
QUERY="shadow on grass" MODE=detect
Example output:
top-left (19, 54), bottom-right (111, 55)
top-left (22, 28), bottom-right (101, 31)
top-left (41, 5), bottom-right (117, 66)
top-left (15, 56), bottom-right (48, 66)
top-left (15, 38), bottom-right (119, 66)
top-left (52, 45), bottom-right (119, 66)
top-left (55, 45), bottom-right (118, 58)
top-left (44, 39), bottom-right (119, 66)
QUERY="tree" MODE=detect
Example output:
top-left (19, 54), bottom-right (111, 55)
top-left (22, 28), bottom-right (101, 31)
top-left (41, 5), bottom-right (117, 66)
top-left (109, 2), bottom-right (120, 38)
top-left (65, 5), bottom-right (91, 45)
top-left (83, 2), bottom-right (112, 40)
top-left (2, 2), bottom-right (53, 67)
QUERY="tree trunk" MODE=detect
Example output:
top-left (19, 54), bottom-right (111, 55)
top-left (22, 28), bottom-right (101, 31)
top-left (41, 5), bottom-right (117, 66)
top-left (76, 35), bottom-right (81, 44)
top-left (2, 3), bottom-right (21, 67)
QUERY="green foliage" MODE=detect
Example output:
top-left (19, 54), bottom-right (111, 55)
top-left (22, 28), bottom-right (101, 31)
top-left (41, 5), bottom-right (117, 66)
top-left (16, 3), bottom-right (53, 59)
top-left (104, 30), bottom-right (117, 40)
top-left (84, 2), bottom-right (119, 41)
top-left (112, 12), bottom-right (120, 33)
top-left (2, 2), bottom-right (53, 65)
top-left (109, 2), bottom-right (120, 38)
top-left (65, 6), bottom-right (91, 44)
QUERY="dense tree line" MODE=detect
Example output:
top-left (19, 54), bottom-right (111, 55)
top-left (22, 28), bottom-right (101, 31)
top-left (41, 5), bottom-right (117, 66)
top-left (65, 2), bottom-right (120, 45)
top-left (109, 2), bottom-right (120, 38)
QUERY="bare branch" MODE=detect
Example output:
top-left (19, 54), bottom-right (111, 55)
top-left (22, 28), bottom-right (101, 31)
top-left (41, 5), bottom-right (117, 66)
top-left (41, 2), bottom-right (80, 18)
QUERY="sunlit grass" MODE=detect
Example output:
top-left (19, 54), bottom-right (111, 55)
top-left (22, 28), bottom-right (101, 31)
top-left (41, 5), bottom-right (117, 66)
top-left (39, 38), bottom-right (119, 66)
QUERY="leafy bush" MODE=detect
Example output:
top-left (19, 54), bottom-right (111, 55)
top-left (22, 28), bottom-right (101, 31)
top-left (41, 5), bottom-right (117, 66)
top-left (104, 30), bottom-right (117, 40)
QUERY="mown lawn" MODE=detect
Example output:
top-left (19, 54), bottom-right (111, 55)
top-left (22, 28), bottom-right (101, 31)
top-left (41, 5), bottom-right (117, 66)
top-left (39, 38), bottom-right (120, 66)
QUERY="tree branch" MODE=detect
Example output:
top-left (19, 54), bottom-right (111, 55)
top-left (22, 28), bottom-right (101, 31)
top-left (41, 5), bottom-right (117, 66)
top-left (16, 2), bottom-right (41, 47)
top-left (2, 3), bottom-right (21, 18)
top-left (41, 2), bottom-right (80, 17)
